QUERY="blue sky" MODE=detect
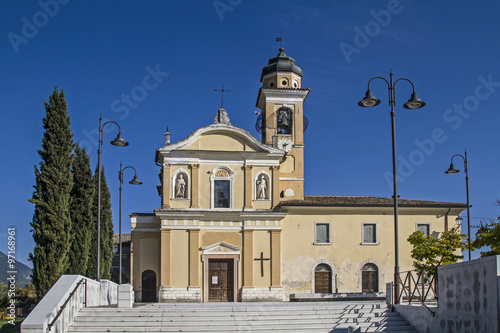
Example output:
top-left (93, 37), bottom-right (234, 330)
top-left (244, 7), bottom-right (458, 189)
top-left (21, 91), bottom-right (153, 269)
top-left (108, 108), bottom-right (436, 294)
top-left (1, 0), bottom-right (499, 267)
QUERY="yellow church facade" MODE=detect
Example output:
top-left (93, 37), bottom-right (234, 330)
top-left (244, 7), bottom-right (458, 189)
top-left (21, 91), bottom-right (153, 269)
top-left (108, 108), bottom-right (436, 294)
top-left (130, 48), bottom-right (465, 302)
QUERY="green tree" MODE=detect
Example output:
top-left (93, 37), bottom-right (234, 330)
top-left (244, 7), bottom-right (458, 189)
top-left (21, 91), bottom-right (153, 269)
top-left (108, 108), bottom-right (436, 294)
top-left (473, 200), bottom-right (500, 257)
top-left (408, 229), bottom-right (466, 277)
top-left (88, 166), bottom-right (114, 280)
top-left (0, 282), bottom-right (7, 308)
top-left (29, 88), bottom-right (74, 298)
top-left (66, 144), bottom-right (94, 275)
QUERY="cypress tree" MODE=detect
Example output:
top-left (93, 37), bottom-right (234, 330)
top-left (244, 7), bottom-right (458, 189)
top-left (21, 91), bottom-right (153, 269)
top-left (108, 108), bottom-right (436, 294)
top-left (89, 166), bottom-right (114, 280)
top-left (86, 199), bottom-right (97, 279)
top-left (66, 144), bottom-right (94, 275)
top-left (29, 88), bottom-right (74, 298)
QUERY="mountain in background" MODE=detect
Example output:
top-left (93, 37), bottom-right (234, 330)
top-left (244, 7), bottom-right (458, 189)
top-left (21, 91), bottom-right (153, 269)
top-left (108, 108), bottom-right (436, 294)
top-left (0, 251), bottom-right (32, 288)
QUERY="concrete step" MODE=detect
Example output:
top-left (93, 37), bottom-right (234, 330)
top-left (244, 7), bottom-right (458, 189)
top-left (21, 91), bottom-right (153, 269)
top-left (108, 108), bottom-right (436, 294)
top-left (68, 301), bottom-right (417, 333)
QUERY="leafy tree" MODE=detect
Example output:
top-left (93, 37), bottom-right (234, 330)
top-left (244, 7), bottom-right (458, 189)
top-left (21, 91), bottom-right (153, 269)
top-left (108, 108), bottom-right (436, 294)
top-left (88, 166), bottom-right (114, 280)
top-left (408, 229), bottom-right (466, 277)
top-left (86, 207), bottom-right (97, 279)
top-left (20, 283), bottom-right (36, 299)
top-left (29, 88), bottom-right (74, 298)
top-left (66, 144), bottom-right (94, 275)
top-left (473, 200), bottom-right (500, 257)
top-left (0, 282), bottom-right (7, 307)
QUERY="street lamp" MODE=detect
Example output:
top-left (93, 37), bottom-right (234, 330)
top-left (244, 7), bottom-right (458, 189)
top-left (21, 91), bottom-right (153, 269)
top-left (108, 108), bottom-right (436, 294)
top-left (358, 70), bottom-right (426, 305)
top-left (453, 215), bottom-right (464, 231)
top-left (445, 150), bottom-right (471, 260)
top-left (97, 115), bottom-right (129, 281)
top-left (118, 162), bottom-right (142, 284)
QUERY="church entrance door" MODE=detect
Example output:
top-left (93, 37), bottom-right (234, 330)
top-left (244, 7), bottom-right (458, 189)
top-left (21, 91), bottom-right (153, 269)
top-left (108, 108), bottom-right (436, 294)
top-left (208, 259), bottom-right (234, 302)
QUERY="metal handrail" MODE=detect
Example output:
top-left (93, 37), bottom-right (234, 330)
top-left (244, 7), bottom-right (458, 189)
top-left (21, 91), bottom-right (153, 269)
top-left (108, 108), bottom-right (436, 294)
top-left (396, 270), bottom-right (437, 306)
top-left (47, 278), bottom-right (87, 331)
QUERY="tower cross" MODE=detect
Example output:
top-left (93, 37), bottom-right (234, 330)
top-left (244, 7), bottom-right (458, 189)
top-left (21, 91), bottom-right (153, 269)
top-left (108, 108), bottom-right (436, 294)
top-left (214, 83), bottom-right (230, 109)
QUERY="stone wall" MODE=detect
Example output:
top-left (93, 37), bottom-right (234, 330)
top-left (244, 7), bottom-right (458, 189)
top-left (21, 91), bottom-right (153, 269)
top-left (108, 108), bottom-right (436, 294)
top-left (241, 287), bottom-right (283, 302)
top-left (396, 255), bottom-right (500, 333)
top-left (158, 286), bottom-right (201, 302)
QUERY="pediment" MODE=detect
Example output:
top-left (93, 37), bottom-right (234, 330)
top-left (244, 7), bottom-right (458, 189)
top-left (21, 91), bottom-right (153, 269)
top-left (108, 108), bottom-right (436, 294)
top-left (158, 124), bottom-right (283, 155)
top-left (201, 241), bottom-right (241, 255)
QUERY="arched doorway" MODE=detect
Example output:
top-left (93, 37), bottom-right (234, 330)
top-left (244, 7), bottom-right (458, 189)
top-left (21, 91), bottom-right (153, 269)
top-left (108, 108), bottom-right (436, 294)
top-left (314, 264), bottom-right (332, 293)
top-left (142, 270), bottom-right (157, 302)
top-left (361, 263), bottom-right (378, 293)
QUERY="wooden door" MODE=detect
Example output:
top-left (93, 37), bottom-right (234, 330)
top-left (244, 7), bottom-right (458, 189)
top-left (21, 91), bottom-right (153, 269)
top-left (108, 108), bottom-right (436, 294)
top-left (142, 270), bottom-right (157, 302)
top-left (208, 259), bottom-right (234, 302)
top-left (315, 271), bottom-right (332, 293)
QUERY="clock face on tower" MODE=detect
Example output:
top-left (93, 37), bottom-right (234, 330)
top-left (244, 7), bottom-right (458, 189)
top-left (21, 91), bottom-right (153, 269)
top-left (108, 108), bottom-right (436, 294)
top-left (277, 136), bottom-right (293, 153)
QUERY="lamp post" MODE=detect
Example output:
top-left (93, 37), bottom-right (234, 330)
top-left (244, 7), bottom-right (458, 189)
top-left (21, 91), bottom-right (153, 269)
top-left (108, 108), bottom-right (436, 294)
top-left (118, 162), bottom-right (142, 284)
top-left (445, 150), bottom-right (471, 260)
top-left (97, 115), bottom-right (129, 281)
top-left (358, 70), bottom-right (426, 305)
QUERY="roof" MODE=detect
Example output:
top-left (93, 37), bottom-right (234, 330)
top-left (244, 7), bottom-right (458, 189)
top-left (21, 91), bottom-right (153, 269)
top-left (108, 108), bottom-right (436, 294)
top-left (113, 233), bottom-right (131, 244)
top-left (278, 196), bottom-right (468, 208)
top-left (260, 48), bottom-right (303, 81)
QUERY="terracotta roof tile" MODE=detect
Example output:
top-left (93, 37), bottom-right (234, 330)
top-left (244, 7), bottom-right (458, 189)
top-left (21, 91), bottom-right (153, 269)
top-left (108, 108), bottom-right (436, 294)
top-left (113, 233), bottom-right (131, 244)
top-left (278, 196), bottom-right (467, 208)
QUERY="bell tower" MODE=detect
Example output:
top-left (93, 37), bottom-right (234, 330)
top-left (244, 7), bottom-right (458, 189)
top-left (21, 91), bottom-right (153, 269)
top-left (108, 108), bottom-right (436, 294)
top-left (256, 47), bottom-right (309, 200)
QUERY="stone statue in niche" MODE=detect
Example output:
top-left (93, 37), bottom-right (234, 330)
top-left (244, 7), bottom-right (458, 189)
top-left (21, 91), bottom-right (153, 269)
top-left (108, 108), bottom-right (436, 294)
top-left (257, 175), bottom-right (268, 200)
top-left (175, 173), bottom-right (187, 198)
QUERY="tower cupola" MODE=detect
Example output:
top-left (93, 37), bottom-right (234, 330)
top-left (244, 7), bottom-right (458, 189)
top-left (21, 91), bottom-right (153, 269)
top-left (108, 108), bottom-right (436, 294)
top-left (260, 48), bottom-right (303, 89)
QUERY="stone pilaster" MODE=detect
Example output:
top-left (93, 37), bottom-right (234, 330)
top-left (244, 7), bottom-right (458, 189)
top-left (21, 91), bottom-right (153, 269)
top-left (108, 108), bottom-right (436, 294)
top-left (160, 229), bottom-right (171, 287)
top-left (161, 164), bottom-right (171, 208)
top-left (270, 229), bottom-right (281, 288)
top-left (189, 229), bottom-right (200, 288)
top-left (190, 164), bottom-right (200, 208)
top-left (272, 165), bottom-right (280, 207)
top-left (244, 165), bottom-right (253, 210)
top-left (242, 229), bottom-right (254, 288)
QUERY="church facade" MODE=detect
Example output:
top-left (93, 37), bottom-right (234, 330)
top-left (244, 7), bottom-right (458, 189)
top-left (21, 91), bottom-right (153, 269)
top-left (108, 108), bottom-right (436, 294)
top-left (130, 48), bottom-right (465, 302)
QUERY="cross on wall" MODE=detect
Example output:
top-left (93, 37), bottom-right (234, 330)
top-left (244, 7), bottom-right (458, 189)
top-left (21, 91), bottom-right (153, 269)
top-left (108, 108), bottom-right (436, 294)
top-left (254, 252), bottom-right (270, 277)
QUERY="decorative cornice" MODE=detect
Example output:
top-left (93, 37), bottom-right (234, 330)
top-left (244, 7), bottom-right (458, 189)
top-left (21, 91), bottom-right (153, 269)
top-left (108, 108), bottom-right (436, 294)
top-left (256, 87), bottom-right (310, 109)
top-left (156, 124), bottom-right (284, 163)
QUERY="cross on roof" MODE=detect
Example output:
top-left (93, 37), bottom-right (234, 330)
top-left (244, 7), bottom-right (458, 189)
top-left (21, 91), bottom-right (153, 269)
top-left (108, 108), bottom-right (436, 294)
top-left (214, 83), bottom-right (230, 109)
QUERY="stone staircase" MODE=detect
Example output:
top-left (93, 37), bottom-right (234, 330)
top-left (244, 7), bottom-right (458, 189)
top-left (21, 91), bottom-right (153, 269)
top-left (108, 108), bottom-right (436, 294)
top-left (68, 301), bottom-right (417, 333)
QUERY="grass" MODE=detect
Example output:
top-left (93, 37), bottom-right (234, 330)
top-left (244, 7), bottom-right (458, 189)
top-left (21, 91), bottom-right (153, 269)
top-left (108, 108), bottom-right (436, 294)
top-left (0, 319), bottom-right (23, 333)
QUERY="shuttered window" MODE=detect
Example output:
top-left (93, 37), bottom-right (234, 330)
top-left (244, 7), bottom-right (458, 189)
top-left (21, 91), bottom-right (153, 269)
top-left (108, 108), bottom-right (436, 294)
top-left (363, 223), bottom-right (377, 244)
top-left (315, 223), bottom-right (330, 244)
top-left (417, 224), bottom-right (430, 237)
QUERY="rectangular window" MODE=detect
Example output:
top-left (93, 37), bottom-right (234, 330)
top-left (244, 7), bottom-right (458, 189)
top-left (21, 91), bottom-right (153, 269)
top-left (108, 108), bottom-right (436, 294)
top-left (362, 223), bottom-right (377, 244)
top-left (315, 223), bottom-right (330, 244)
top-left (214, 180), bottom-right (230, 208)
top-left (417, 224), bottom-right (430, 237)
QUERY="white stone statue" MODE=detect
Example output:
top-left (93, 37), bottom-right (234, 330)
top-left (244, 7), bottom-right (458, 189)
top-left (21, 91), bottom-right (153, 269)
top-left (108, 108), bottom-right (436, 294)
top-left (175, 174), bottom-right (186, 198)
top-left (257, 175), bottom-right (267, 200)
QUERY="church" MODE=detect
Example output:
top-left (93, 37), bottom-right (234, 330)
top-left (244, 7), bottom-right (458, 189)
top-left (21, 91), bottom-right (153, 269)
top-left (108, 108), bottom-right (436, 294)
top-left (130, 48), bottom-right (465, 302)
